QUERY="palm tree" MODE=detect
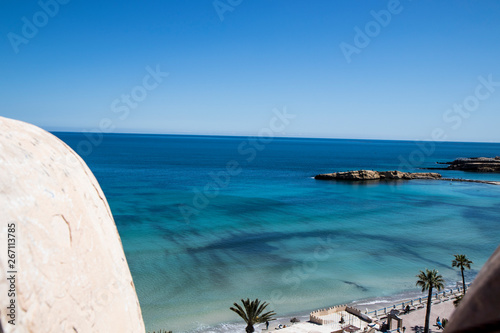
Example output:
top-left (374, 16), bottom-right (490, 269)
top-left (453, 294), bottom-right (463, 308)
top-left (416, 269), bottom-right (445, 333)
top-left (230, 298), bottom-right (276, 333)
top-left (452, 254), bottom-right (473, 293)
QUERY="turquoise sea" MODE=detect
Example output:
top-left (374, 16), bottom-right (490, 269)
top-left (54, 133), bottom-right (500, 333)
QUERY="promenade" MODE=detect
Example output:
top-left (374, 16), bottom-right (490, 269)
top-left (264, 285), bottom-right (468, 333)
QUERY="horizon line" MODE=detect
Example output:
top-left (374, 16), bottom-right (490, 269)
top-left (47, 128), bottom-right (500, 145)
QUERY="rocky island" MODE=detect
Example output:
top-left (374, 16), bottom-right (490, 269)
top-left (315, 170), bottom-right (442, 181)
top-left (431, 157), bottom-right (500, 173)
top-left (314, 169), bottom-right (500, 186)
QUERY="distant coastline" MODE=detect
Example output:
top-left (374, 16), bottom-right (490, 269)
top-left (425, 157), bottom-right (500, 173)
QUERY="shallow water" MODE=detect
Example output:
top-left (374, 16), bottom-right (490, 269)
top-left (54, 133), bottom-right (500, 332)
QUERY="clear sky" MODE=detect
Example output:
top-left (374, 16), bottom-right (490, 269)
top-left (1, 0), bottom-right (500, 142)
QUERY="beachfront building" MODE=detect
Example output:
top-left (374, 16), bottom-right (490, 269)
top-left (310, 305), bottom-right (376, 332)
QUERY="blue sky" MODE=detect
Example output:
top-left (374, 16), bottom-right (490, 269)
top-left (1, 0), bottom-right (500, 142)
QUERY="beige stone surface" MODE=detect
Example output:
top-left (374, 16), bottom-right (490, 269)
top-left (0, 117), bottom-right (145, 333)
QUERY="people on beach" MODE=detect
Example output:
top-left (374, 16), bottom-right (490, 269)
top-left (266, 320), bottom-right (269, 330)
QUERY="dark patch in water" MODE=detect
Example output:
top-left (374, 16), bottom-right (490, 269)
top-left (210, 196), bottom-right (287, 215)
top-left (460, 205), bottom-right (500, 242)
top-left (339, 231), bottom-right (453, 270)
top-left (147, 205), bottom-right (170, 213)
top-left (341, 280), bottom-right (369, 292)
top-left (187, 231), bottom-right (282, 254)
top-left (114, 214), bottom-right (145, 226)
top-left (187, 229), bottom-right (338, 254)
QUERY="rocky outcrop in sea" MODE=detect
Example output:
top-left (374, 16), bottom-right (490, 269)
top-left (314, 170), bottom-right (442, 181)
top-left (433, 157), bottom-right (500, 172)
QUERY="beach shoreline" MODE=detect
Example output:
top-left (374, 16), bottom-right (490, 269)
top-left (261, 292), bottom-right (459, 333)
top-left (189, 285), bottom-right (464, 333)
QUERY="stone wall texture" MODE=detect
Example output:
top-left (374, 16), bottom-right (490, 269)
top-left (0, 117), bottom-right (145, 333)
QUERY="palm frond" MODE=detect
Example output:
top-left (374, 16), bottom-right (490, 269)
top-left (230, 301), bottom-right (249, 323)
top-left (230, 298), bottom-right (276, 328)
top-left (452, 254), bottom-right (473, 268)
top-left (416, 269), bottom-right (445, 292)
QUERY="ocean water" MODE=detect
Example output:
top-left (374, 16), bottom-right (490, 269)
top-left (54, 133), bottom-right (500, 333)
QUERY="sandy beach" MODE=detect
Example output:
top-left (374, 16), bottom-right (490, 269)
top-left (262, 298), bottom-right (456, 333)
